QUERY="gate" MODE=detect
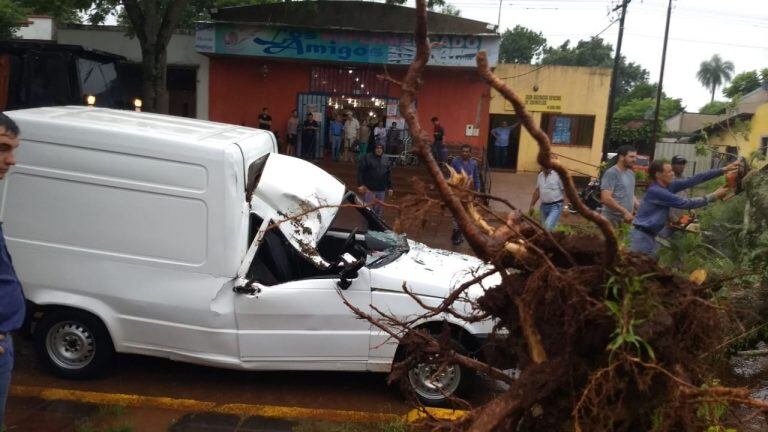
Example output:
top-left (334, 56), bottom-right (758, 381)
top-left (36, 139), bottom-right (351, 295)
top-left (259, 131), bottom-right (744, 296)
top-left (297, 93), bottom-right (328, 159)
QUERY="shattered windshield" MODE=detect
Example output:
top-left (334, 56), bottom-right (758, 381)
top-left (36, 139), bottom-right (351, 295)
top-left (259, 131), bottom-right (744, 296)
top-left (364, 230), bottom-right (409, 268)
top-left (319, 193), bottom-right (409, 268)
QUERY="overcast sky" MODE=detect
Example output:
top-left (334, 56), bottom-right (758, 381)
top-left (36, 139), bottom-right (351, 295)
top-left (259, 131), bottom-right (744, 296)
top-left (408, 0), bottom-right (768, 112)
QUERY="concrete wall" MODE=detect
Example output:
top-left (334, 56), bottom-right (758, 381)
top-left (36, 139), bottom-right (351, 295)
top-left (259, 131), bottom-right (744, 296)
top-left (57, 26), bottom-right (209, 119)
top-left (489, 64), bottom-right (612, 176)
top-left (17, 16), bottom-right (54, 40)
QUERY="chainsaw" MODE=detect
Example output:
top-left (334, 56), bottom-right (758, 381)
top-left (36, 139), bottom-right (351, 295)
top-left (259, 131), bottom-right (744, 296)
top-left (723, 156), bottom-right (751, 201)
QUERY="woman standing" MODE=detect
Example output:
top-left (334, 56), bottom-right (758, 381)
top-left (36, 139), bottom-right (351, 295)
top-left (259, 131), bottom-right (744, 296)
top-left (285, 109), bottom-right (299, 156)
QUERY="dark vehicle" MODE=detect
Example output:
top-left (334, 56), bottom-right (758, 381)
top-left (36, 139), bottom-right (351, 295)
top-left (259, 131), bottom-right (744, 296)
top-left (568, 177), bottom-right (602, 214)
top-left (0, 40), bottom-right (127, 111)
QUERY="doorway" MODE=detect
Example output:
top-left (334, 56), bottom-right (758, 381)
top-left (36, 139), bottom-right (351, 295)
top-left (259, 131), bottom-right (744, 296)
top-left (488, 114), bottom-right (521, 170)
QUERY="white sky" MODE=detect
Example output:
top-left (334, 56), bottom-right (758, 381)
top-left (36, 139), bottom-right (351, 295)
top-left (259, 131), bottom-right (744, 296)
top-left (409, 0), bottom-right (768, 112)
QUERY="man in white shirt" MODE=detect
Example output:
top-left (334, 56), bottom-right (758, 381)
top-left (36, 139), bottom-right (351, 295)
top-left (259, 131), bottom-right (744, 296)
top-left (529, 155), bottom-right (566, 231)
top-left (342, 112), bottom-right (360, 163)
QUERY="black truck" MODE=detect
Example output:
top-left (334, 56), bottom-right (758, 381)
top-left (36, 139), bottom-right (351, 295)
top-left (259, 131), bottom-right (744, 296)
top-left (0, 39), bottom-right (127, 111)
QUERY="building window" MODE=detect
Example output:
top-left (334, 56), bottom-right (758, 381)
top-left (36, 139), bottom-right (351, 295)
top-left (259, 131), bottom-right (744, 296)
top-left (309, 66), bottom-right (388, 97)
top-left (540, 114), bottom-right (595, 147)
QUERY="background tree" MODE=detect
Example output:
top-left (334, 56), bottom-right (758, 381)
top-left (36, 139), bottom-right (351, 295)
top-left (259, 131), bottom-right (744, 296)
top-left (699, 100), bottom-right (729, 115)
top-left (540, 36), bottom-right (649, 110)
top-left (610, 95), bottom-right (683, 147)
top-left (761, 68), bottom-right (768, 85)
top-left (498, 25), bottom-right (546, 64)
top-left (385, 0), bottom-right (445, 9)
top-left (437, 3), bottom-right (460, 16)
top-left (0, 0), bottom-right (27, 40)
top-left (15, 0), bottom-right (97, 24)
top-left (722, 70), bottom-right (762, 99)
top-left (540, 37), bottom-right (613, 67)
top-left (697, 54), bottom-right (735, 103)
top-left (120, 0), bottom-right (189, 114)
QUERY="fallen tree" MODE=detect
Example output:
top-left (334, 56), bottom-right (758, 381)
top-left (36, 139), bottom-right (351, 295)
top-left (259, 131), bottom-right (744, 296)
top-left (341, 1), bottom-right (768, 430)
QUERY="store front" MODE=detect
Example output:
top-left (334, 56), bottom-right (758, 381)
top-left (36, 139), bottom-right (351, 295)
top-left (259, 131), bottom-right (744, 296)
top-left (197, 1), bottom-right (500, 160)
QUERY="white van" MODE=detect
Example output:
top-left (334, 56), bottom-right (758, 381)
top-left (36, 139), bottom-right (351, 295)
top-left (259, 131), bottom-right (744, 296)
top-left (3, 107), bottom-right (499, 405)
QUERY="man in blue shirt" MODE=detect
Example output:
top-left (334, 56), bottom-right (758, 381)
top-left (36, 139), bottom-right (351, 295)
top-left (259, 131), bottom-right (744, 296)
top-left (329, 115), bottom-right (344, 161)
top-left (0, 113), bottom-right (24, 429)
top-left (629, 159), bottom-right (737, 258)
top-left (490, 121), bottom-right (515, 168)
top-left (449, 145), bottom-right (480, 245)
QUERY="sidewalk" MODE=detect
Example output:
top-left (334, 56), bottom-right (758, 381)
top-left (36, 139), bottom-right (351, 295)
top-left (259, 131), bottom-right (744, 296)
top-left (6, 385), bottom-right (463, 431)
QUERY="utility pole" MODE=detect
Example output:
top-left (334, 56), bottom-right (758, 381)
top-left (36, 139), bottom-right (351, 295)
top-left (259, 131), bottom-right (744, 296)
top-left (497, 0), bottom-right (503, 30)
top-left (648, 0), bottom-right (673, 159)
top-left (601, 0), bottom-right (630, 163)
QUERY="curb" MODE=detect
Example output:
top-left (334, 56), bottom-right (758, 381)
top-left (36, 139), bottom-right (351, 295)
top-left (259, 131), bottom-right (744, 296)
top-left (11, 385), bottom-right (467, 425)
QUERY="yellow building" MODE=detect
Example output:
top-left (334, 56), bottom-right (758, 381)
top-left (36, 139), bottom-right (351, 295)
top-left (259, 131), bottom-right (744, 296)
top-left (488, 64), bottom-right (612, 177)
top-left (704, 93), bottom-right (768, 160)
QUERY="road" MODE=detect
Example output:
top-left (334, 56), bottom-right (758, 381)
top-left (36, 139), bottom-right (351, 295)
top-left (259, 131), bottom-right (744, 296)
top-left (12, 337), bottom-right (414, 415)
top-left (13, 337), bottom-right (503, 416)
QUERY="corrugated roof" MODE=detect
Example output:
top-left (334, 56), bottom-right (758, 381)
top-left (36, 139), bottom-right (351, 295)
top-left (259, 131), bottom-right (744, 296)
top-left (210, 1), bottom-right (498, 35)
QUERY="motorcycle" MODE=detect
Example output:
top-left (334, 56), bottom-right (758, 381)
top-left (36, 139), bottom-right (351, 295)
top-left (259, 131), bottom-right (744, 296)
top-left (567, 178), bottom-right (602, 214)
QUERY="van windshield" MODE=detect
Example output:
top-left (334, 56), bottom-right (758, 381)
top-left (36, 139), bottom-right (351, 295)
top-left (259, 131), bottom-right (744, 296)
top-left (317, 192), bottom-right (408, 269)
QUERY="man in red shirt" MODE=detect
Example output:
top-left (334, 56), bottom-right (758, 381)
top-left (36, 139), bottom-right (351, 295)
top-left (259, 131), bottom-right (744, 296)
top-left (431, 117), bottom-right (447, 163)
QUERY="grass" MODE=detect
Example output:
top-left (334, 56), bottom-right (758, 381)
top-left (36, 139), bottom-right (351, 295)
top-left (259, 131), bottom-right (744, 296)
top-left (71, 404), bottom-right (132, 432)
top-left (98, 405), bottom-right (126, 417)
top-left (292, 419), bottom-right (409, 432)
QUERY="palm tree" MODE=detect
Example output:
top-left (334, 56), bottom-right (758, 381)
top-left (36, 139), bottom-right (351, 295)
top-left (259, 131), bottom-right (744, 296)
top-left (696, 55), bottom-right (735, 102)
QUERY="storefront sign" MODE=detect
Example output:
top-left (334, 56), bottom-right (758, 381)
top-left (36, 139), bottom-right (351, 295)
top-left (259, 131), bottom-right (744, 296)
top-left (196, 23), bottom-right (499, 67)
top-left (504, 94), bottom-right (564, 112)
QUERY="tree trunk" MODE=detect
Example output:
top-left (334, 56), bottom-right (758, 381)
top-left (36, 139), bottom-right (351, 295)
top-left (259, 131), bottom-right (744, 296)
top-left (711, 85), bottom-right (715, 103)
top-left (140, 45), bottom-right (169, 113)
top-left (122, 0), bottom-right (188, 115)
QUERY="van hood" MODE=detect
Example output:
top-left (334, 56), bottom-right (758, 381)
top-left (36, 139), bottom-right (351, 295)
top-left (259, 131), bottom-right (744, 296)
top-left (370, 241), bottom-right (500, 299)
top-left (250, 154), bottom-right (346, 268)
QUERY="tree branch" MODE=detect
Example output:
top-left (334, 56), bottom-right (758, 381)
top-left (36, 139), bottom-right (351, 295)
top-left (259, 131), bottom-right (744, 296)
top-left (475, 51), bottom-right (619, 268)
top-left (121, 0), bottom-right (148, 46)
top-left (157, 0), bottom-right (190, 47)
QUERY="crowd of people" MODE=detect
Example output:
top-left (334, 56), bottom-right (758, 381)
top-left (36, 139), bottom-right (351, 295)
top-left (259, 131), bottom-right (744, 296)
top-left (259, 108), bottom-right (736, 259)
top-left (527, 145), bottom-right (739, 258)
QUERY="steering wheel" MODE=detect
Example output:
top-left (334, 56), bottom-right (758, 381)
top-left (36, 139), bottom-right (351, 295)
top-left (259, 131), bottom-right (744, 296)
top-left (341, 228), bottom-right (358, 254)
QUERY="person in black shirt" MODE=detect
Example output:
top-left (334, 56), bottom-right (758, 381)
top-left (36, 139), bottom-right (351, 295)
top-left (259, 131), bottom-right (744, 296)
top-left (258, 107), bottom-right (272, 130)
top-left (301, 113), bottom-right (319, 159)
top-left (431, 116), bottom-right (446, 163)
top-left (357, 143), bottom-right (392, 217)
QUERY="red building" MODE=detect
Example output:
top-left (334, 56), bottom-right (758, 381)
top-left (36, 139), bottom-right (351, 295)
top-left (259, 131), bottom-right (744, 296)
top-left (197, 1), bottom-right (500, 157)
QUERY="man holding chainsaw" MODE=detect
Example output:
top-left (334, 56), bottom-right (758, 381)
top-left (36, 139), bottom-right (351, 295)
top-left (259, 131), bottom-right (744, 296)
top-left (629, 159), bottom-right (740, 258)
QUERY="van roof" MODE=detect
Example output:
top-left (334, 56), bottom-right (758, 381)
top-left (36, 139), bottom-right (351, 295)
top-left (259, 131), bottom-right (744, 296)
top-left (6, 106), bottom-right (271, 149)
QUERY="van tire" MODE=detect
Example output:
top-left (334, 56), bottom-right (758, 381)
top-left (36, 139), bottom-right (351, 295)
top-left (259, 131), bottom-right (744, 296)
top-left (401, 336), bottom-right (476, 407)
top-left (34, 309), bottom-right (114, 379)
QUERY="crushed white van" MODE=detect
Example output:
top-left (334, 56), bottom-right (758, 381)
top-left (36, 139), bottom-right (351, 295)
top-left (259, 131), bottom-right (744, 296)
top-left (2, 107), bottom-right (499, 405)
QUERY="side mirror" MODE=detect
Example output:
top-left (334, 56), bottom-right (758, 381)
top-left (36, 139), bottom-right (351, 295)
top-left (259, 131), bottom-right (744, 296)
top-left (337, 253), bottom-right (365, 290)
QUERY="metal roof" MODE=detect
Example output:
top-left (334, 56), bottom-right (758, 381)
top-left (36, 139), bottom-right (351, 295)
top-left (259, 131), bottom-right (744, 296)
top-left (210, 1), bottom-right (498, 35)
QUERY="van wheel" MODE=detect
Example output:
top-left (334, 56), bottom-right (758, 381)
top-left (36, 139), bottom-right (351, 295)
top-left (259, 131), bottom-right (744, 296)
top-left (34, 310), bottom-right (113, 379)
top-left (404, 339), bottom-right (475, 406)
